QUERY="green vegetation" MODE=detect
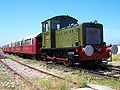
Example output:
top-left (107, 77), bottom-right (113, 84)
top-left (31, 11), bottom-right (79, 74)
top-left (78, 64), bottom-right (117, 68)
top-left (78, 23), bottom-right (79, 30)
top-left (33, 70), bottom-right (120, 90)
top-left (112, 54), bottom-right (120, 61)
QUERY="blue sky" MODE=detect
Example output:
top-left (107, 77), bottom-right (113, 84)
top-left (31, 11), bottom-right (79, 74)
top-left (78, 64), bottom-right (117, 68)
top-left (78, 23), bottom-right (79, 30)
top-left (0, 0), bottom-right (120, 46)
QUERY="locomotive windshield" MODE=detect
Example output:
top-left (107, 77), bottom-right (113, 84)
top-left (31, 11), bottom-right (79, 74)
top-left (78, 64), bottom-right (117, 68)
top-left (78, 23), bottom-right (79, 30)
top-left (85, 27), bottom-right (102, 44)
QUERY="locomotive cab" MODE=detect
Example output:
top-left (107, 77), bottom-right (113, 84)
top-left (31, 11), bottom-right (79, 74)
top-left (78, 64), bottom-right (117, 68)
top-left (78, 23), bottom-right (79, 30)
top-left (42, 15), bottom-right (78, 48)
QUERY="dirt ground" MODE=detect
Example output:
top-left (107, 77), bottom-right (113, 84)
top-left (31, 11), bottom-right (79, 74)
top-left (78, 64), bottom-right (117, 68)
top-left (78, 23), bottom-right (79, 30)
top-left (108, 61), bottom-right (120, 66)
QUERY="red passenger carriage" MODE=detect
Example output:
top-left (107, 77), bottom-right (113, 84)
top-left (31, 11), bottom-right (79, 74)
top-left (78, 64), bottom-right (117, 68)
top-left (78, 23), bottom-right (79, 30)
top-left (21, 33), bottom-right (42, 58)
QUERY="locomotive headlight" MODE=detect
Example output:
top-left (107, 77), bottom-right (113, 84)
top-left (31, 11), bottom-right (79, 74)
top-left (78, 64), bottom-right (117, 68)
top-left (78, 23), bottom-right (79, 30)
top-left (84, 45), bottom-right (94, 56)
top-left (111, 45), bottom-right (118, 54)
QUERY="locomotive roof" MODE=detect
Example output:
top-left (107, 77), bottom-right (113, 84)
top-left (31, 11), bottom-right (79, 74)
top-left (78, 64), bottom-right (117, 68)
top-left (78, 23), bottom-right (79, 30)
top-left (42, 15), bottom-right (78, 23)
top-left (23, 32), bottom-right (41, 40)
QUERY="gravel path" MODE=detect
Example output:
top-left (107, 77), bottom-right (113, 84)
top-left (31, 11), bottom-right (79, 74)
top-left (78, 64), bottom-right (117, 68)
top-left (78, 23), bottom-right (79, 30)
top-left (0, 61), bottom-right (30, 90)
top-left (1, 59), bottom-right (50, 79)
top-left (109, 61), bottom-right (120, 66)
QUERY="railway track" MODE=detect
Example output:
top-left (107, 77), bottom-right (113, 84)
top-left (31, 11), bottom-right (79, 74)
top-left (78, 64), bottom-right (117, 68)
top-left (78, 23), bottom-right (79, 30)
top-left (0, 59), bottom-right (42, 90)
top-left (5, 54), bottom-right (120, 80)
top-left (87, 67), bottom-right (120, 79)
top-left (0, 55), bottom-right (78, 89)
top-left (8, 58), bottom-right (77, 84)
top-left (0, 59), bottom-right (99, 90)
top-left (1, 54), bottom-right (119, 89)
top-left (5, 54), bottom-right (120, 79)
top-left (111, 68), bottom-right (120, 72)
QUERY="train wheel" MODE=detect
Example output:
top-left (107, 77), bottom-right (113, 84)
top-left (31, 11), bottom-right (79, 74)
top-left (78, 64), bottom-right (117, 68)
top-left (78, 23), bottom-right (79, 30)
top-left (32, 55), bottom-right (36, 60)
top-left (52, 60), bottom-right (58, 64)
top-left (41, 53), bottom-right (47, 61)
top-left (41, 56), bottom-right (46, 61)
top-left (102, 59), bottom-right (108, 64)
top-left (63, 59), bottom-right (73, 67)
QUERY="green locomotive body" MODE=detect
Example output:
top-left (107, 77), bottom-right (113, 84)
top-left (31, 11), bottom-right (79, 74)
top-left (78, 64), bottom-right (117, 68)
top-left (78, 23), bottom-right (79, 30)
top-left (41, 15), bottom-right (118, 66)
top-left (42, 15), bottom-right (103, 48)
top-left (55, 25), bottom-right (80, 48)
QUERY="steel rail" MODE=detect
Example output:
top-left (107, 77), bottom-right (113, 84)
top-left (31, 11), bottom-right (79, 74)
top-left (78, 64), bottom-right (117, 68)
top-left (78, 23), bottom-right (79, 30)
top-left (88, 70), bottom-right (120, 79)
top-left (111, 68), bottom-right (120, 72)
top-left (0, 59), bottom-right (42, 90)
top-left (5, 55), bottom-right (120, 81)
top-left (3, 55), bottom-right (78, 84)
top-left (8, 58), bottom-right (78, 84)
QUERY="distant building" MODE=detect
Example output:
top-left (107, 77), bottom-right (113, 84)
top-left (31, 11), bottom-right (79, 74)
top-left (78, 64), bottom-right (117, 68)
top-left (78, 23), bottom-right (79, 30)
top-left (117, 44), bottom-right (120, 54)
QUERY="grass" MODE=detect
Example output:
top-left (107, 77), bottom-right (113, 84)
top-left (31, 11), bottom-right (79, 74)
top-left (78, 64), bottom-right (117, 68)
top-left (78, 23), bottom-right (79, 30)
top-left (34, 77), bottom-right (75, 90)
top-left (2, 54), bottom-right (120, 90)
top-left (112, 54), bottom-right (120, 61)
top-left (72, 70), bottom-right (120, 89)
top-left (33, 70), bottom-right (120, 90)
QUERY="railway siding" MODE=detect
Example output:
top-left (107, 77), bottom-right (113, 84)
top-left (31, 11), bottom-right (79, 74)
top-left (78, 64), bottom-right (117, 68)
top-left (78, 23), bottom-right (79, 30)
top-left (0, 59), bottom-right (49, 79)
top-left (0, 54), bottom-right (120, 89)
top-left (0, 60), bottom-right (35, 90)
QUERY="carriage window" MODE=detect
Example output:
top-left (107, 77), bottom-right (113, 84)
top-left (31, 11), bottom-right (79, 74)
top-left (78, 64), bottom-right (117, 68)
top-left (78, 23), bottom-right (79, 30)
top-left (23, 41), bottom-right (25, 46)
top-left (25, 39), bottom-right (31, 45)
top-left (12, 43), bottom-right (15, 47)
top-left (32, 39), bottom-right (34, 45)
top-left (11, 43), bottom-right (13, 47)
top-left (21, 41), bottom-right (23, 46)
top-left (16, 42), bottom-right (20, 46)
top-left (7, 44), bottom-right (9, 47)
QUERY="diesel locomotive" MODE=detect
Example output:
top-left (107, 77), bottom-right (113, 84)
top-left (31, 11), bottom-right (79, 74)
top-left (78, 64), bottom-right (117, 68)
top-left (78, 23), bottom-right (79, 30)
top-left (2, 15), bottom-right (118, 66)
